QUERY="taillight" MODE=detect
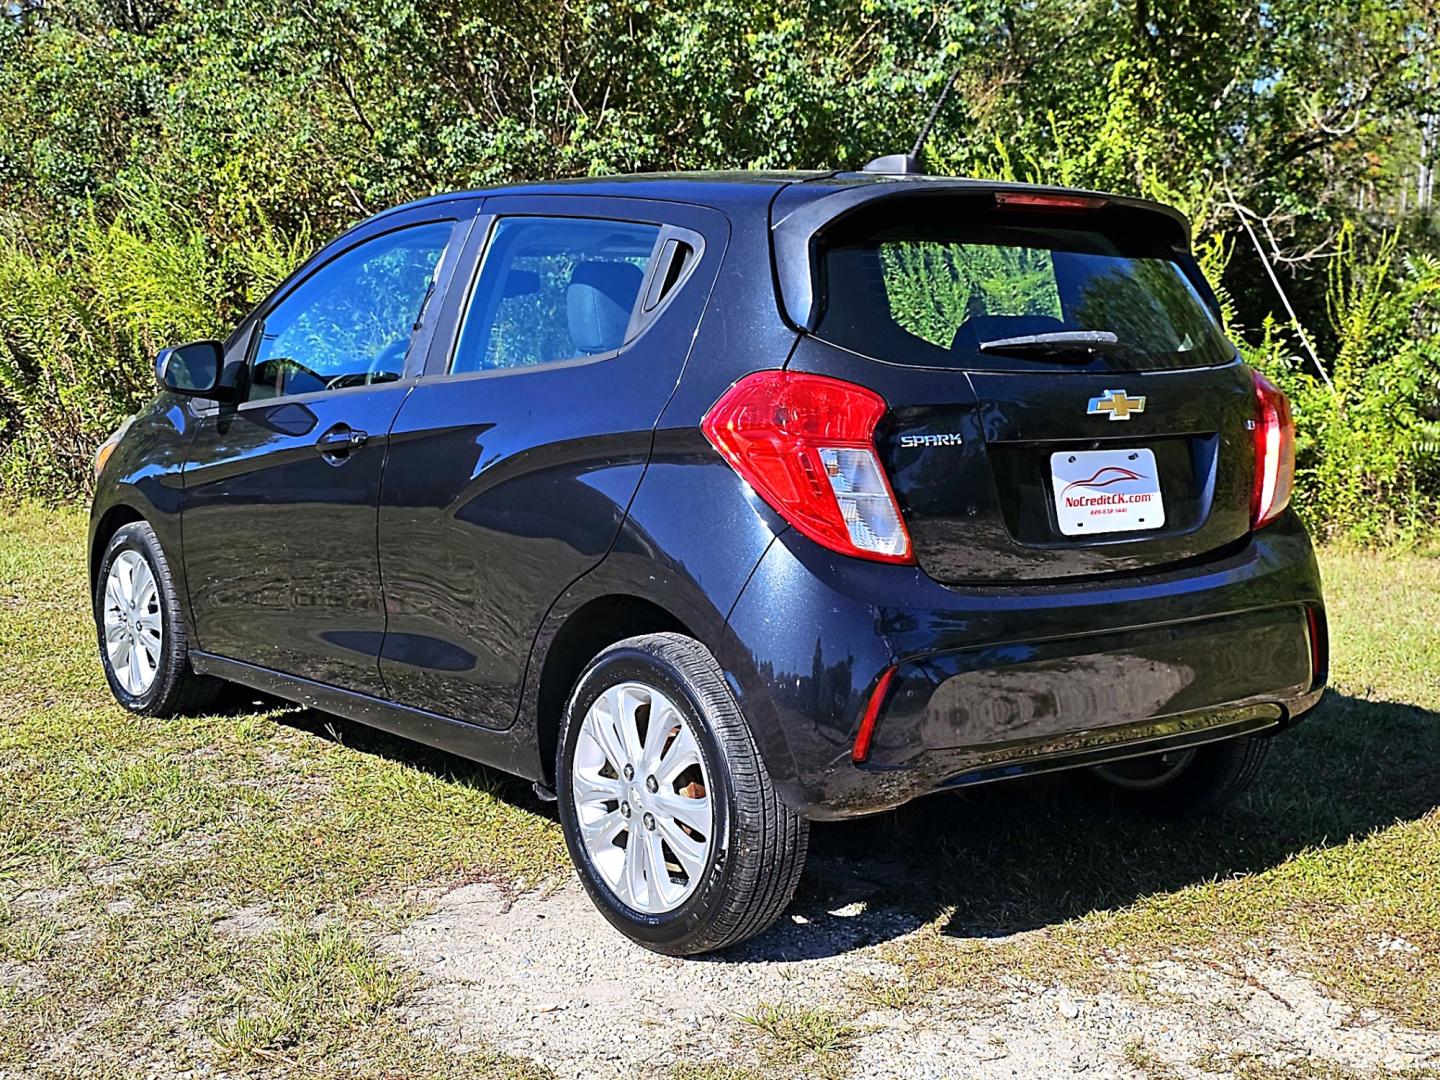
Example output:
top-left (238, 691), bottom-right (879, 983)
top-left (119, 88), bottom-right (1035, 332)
top-left (701, 371), bottom-right (914, 563)
top-left (1251, 370), bottom-right (1296, 529)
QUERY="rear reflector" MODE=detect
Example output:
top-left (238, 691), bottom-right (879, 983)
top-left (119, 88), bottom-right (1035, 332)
top-left (852, 666), bottom-right (897, 764)
top-left (995, 191), bottom-right (1108, 212)
top-left (1304, 604), bottom-right (1328, 690)
top-left (1251, 370), bottom-right (1296, 529)
top-left (702, 371), bottom-right (914, 563)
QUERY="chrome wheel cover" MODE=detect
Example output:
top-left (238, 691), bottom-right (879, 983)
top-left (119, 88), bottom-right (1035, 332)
top-left (1093, 748), bottom-right (1197, 790)
top-left (571, 682), bottom-right (715, 915)
top-left (102, 550), bottom-right (162, 696)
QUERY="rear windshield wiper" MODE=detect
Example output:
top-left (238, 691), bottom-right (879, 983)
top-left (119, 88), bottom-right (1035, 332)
top-left (977, 330), bottom-right (1124, 360)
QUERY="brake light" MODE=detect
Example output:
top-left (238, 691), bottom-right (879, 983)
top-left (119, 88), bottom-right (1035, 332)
top-left (994, 191), bottom-right (1108, 212)
top-left (1251, 371), bottom-right (1296, 529)
top-left (701, 371), bottom-right (914, 563)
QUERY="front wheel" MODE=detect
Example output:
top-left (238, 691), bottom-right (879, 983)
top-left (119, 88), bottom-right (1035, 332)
top-left (1081, 735), bottom-right (1271, 816)
top-left (556, 633), bottom-right (808, 955)
top-left (94, 521), bottom-right (222, 717)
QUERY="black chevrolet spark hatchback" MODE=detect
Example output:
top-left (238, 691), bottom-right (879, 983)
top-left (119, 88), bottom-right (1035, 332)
top-left (91, 169), bottom-right (1327, 954)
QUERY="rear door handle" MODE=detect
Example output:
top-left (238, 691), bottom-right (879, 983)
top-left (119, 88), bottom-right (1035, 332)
top-left (316, 424), bottom-right (369, 458)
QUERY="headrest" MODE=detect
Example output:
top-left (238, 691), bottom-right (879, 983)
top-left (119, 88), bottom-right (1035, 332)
top-left (566, 261), bottom-right (643, 355)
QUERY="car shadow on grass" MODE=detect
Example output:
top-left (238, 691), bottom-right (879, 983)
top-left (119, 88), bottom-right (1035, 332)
top-left (235, 687), bottom-right (561, 819)
top-left (741, 690), bottom-right (1440, 960)
top-left (253, 689), bottom-right (1438, 963)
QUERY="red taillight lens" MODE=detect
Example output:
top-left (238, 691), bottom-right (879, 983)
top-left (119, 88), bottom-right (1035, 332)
top-left (701, 371), bottom-right (914, 563)
top-left (1251, 370), bottom-right (1296, 529)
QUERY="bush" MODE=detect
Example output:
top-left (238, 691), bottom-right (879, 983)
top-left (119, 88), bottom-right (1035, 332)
top-left (1236, 228), bottom-right (1440, 543)
top-left (0, 0), bottom-right (1436, 539)
top-left (3, 191), bottom-right (1439, 542)
top-left (0, 190), bottom-right (306, 500)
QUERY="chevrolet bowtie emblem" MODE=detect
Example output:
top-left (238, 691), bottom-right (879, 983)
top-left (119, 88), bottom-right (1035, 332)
top-left (1087, 388), bottom-right (1146, 421)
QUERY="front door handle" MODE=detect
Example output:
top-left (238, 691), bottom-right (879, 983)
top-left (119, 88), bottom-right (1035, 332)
top-left (316, 424), bottom-right (369, 459)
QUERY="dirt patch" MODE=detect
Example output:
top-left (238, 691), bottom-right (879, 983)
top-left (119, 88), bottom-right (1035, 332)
top-left (212, 902), bottom-right (282, 940)
top-left (387, 860), bottom-right (1440, 1079)
top-left (388, 866), bottom-right (920, 1077)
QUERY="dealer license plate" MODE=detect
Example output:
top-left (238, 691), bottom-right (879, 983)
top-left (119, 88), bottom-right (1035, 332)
top-left (1050, 448), bottom-right (1165, 536)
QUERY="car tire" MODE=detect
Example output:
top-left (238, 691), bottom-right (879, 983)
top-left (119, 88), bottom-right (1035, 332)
top-left (556, 632), bottom-right (808, 955)
top-left (94, 521), bottom-right (223, 718)
top-left (1079, 735), bottom-right (1271, 817)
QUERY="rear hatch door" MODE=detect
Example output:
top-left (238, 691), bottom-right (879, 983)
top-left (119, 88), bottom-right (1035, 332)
top-left (777, 183), bottom-right (1256, 584)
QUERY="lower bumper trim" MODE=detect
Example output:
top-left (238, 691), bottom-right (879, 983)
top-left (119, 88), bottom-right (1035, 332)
top-left (799, 699), bottom-right (1302, 820)
top-left (925, 702), bottom-right (1284, 791)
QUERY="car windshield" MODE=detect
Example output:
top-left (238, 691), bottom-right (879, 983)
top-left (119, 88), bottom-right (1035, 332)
top-left (814, 218), bottom-right (1231, 371)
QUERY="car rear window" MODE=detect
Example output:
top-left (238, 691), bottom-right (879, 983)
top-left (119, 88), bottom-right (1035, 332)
top-left (813, 217), bottom-right (1231, 371)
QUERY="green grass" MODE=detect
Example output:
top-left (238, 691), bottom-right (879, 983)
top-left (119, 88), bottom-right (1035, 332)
top-left (736, 1002), bottom-right (857, 1079)
top-left (2, 503), bottom-right (1438, 1077)
top-left (0, 504), bottom-right (563, 1078)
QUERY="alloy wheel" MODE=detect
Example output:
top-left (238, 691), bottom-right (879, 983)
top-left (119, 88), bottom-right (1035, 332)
top-left (102, 550), bottom-right (162, 696)
top-left (571, 681), bottom-right (715, 914)
top-left (1093, 748), bottom-right (1198, 790)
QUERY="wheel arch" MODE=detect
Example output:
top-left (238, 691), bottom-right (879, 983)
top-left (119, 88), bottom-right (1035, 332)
top-left (534, 594), bottom-right (694, 785)
top-left (89, 503), bottom-right (147, 590)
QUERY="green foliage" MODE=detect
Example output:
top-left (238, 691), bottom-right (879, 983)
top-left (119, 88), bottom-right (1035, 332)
top-left (878, 242), bottom-right (1061, 347)
top-left (0, 0), bottom-right (1436, 538)
top-left (1240, 229), bottom-right (1440, 542)
top-left (248, 224), bottom-right (446, 399)
top-left (0, 188), bottom-right (307, 499)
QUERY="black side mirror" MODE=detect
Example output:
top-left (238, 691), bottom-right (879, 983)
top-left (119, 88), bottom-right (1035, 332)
top-left (155, 340), bottom-right (226, 399)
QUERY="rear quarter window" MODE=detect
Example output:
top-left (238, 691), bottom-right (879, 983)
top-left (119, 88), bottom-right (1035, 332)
top-left (451, 217), bottom-right (661, 374)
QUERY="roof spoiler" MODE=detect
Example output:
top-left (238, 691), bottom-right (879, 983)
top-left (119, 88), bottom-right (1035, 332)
top-left (769, 181), bottom-right (1194, 332)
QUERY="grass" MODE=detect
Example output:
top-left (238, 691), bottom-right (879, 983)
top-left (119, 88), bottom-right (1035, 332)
top-left (736, 1002), bottom-right (857, 1079)
top-left (0, 504), bottom-right (564, 1078)
top-left (1, 503), bottom-right (1438, 1078)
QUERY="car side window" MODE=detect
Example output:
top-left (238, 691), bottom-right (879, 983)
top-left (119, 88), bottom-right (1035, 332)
top-left (245, 221), bottom-right (453, 402)
top-left (450, 217), bottom-right (661, 374)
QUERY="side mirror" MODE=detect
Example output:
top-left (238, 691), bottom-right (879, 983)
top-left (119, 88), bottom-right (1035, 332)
top-left (155, 340), bottom-right (226, 399)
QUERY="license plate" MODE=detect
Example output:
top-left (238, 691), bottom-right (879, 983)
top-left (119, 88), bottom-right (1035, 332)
top-left (1050, 448), bottom-right (1165, 536)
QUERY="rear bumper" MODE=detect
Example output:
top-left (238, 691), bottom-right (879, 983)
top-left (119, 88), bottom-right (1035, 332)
top-left (718, 512), bottom-right (1326, 820)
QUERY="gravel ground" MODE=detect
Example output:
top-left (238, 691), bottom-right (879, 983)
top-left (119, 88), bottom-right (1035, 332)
top-left (386, 852), bottom-right (1440, 1079)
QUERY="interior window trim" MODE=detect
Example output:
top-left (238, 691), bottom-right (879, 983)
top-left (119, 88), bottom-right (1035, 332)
top-left (435, 213), bottom-right (704, 382)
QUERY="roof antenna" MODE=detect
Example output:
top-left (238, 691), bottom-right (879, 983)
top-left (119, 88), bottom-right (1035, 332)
top-left (864, 62), bottom-right (961, 175)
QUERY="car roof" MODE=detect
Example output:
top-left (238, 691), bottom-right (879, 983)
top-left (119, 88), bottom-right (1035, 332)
top-left (369, 169), bottom-right (1197, 333)
top-left (383, 169), bottom-right (1188, 223)
top-left (382, 171), bottom-right (829, 218)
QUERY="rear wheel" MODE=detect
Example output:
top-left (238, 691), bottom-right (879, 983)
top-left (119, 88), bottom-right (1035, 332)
top-left (95, 521), bottom-right (222, 717)
top-left (1081, 736), bottom-right (1270, 816)
top-left (556, 632), bottom-right (808, 955)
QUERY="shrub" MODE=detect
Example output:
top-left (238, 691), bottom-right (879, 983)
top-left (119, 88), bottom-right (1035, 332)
top-left (2, 194), bottom-right (1437, 545)
top-left (0, 190), bottom-right (306, 500)
top-left (1237, 228), bottom-right (1440, 543)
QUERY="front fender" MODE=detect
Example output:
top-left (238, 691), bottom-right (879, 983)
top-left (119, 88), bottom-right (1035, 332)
top-left (88, 395), bottom-right (200, 631)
